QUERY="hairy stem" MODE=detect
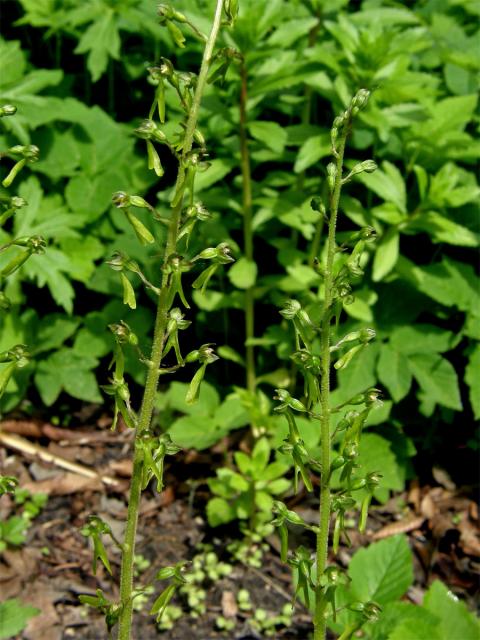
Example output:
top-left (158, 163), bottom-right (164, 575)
top-left (239, 60), bottom-right (256, 409)
top-left (117, 3), bottom-right (225, 637)
top-left (313, 125), bottom-right (349, 640)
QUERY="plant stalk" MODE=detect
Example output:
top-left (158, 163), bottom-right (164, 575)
top-left (239, 60), bottom-right (256, 405)
top-left (313, 125), bottom-right (349, 640)
top-left (116, 3), bottom-right (225, 637)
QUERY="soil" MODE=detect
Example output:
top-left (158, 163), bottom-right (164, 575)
top-left (0, 412), bottom-right (478, 640)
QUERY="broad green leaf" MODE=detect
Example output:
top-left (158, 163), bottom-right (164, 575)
top-left (251, 437), bottom-right (270, 473)
top-left (423, 581), bottom-right (480, 640)
top-left (373, 228), bottom-right (399, 281)
top-left (408, 352), bottom-right (462, 411)
top-left (206, 497), bottom-right (235, 527)
top-left (366, 601), bottom-right (440, 640)
top-left (157, 381), bottom-right (219, 417)
top-left (213, 395), bottom-right (249, 430)
top-left (358, 161), bottom-right (406, 213)
top-left (465, 344), bottom-right (480, 419)
top-left (397, 257), bottom-right (477, 312)
top-left (0, 599), bottom-right (39, 640)
top-left (390, 324), bottom-right (454, 355)
top-left (248, 121), bottom-right (288, 154)
top-left (194, 158), bottom-right (234, 192)
top-left (294, 134), bottom-right (330, 173)
top-left (34, 348), bottom-right (101, 406)
top-left (357, 434), bottom-right (405, 503)
top-left (168, 414), bottom-right (227, 450)
top-left (406, 211), bottom-right (479, 247)
top-left (267, 17), bottom-right (318, 47)
top-left (228, 257), bottom-right (257, 289)
top-left (377, 344), bottom-right (412, 402)
top-left (348, 535), bottom-right (413, 605)
top-left (334, 342), bottom-right (378, 403)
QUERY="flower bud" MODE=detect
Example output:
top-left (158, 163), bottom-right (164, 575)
top-left (112, 191), bottom-right (131, 208)
top-left (351, 88), bottom-right (370, 111)
top-left (327, 162), bottom-right (337, 191)
top-left (0, 104), bottom-right (17, 117)
top-left (279, 299), bottom-right (301, 320)
top-left (9, 144), bottom-right (40, 161)
top-left (134, 119), bottom-right (167, 143)
top-left (10, 196), bottom-right (27, 209)
top-left (310, 197), bottom-right (325, 215)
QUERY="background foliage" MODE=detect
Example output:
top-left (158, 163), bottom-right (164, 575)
top-left (0, 0), bottom-right (478, 492)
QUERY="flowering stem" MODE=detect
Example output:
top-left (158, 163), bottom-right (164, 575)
top-left (116, 2), bottom-right (225, 637)
top-left (313, 123), bottom-right (350, 640)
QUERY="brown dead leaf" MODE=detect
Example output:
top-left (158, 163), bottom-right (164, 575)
top-left (408, 478), bottom-right (421, 511)
top-left (110, 458), bottom-right (133, 477)
top-left (2, 547), bottom-right (40, 579)
top-left (23, 472), bottom-right (103, 495)
top-left (432, 466), bottom-right (456, 491)
top-left (458, 516), bottom-right (480, 556)
top-left (22, 579), bottom-right (62, 640)
top-left (421, 493), bottom-right (437, 519)
top-left (222, 590), bottom-right (238, 618)
top-left (0, 420), bottom-right (43, 438)
top-left (373, 516), bottom-right (425, 540)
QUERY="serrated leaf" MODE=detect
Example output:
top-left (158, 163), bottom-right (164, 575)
top-left (228, 257), bottom-right (257, 289)
top-left (0, 599), bottom-right (39, 639)
top-left (465, 344), bottom-right (480, 419)
top-left (408, 352), bottom-right (462, 411)
top-left (34, 348), bottom-right (101, 406)
top-left (423, 581), bottom-right (480, 640)
top-left (74, 11), bottom-right (121, 81)
top-left (348, 535), bottom-right (413, 605)
top-left (377, 344), bottom-right (412, 402)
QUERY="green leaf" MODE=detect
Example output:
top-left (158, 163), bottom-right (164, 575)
top-left (358, 161), bottom-right (406, 213)
top-left (408, 352), bottom-right (462, 411)
top-left (168, 414), bottom-right (224, 450)
top-left (334, 342), bottom-right (378, 403)
top-left (206, 497), bottom-right (236, 527)
top-left (365, 601), bottom-right (439, 640)
top-left (397, 257), bottom-right (477, 312)
top-left (248, 121), bottom-right (288, 154)
top-left (373, 228), bottom-right (399, 281)
top-left (423, 581), bottom-right (480, 640)
top-left (294, 134), bottom-right (331, 173)
top-left (406, 211), bottom-right (479, 247)
top-left (193, 158), bottom-right (234, 192)
top-left (251, 437), bottom-right (270, 474)
top-left (348, 535), bottom-right (413, 605)
top-left (0, 599), bottom-right (39, 639)
top-left (34, 348), bottom-right (101, 406)
top-left (377, 344), bottom-right (412, 402)
top-left (357, 434), bottom-right (405, 503)
top-left (390, 324), bottom-right (454, 355)
top-left (74, 11), bottom-right (121, 81)
top-left (465, 344), bottom-right (480, 419)
top-left (228, 257), bottom-right (257, 289)
top-left (0, 516), bottom-right (28, 546)
top-left (34, 315), bottom-right (80, 354)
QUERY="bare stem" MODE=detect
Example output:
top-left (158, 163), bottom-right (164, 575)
top-left (116, 3), bottom-right (225, 637)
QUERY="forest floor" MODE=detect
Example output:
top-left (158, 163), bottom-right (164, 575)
top-left (0, 408), bottom-right (478, 640)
